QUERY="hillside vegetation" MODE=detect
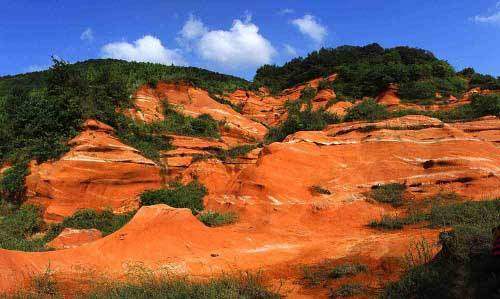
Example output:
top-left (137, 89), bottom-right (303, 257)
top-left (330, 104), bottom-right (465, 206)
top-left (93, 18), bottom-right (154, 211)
top-left (254, 43), bottom-right (500, 101)
top-left (0, 59), bottom-right (248, 164)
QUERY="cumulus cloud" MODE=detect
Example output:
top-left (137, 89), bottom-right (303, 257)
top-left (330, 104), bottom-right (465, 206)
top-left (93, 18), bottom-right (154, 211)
top-left (80, 28), bottom-right (94, 41)
top-left (284, 44), bottom-right (298, 56)
top-left (292, 14), bottom-right (327, 43)
top-left (178, 16), bottom-right (276, 68)
top-left (101, 35), bottom-right (185, 65)
top-left (179, 14), bottom-right (207, 40)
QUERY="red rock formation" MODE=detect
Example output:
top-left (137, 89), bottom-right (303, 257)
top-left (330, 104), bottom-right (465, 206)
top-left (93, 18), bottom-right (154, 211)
top-left (47, 228), bottom-right (102, 250)
top-left (25, 120), bottom-right (162, 222)
top-left (129, 82), bottom-right (267, 143)
top-left (377, 84), bottom-right (400, 106)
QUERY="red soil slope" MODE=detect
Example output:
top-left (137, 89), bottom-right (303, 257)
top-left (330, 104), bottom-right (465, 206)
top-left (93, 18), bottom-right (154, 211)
top-left (3, 78), bottom-right (499, 297)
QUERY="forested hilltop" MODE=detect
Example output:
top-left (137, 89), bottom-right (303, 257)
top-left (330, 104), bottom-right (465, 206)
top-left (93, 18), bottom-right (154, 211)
top-left (254, 43), bottom-right (500, 100)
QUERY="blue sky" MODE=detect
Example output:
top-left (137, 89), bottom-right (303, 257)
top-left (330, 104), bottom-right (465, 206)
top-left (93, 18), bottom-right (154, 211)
top-left (1, 0), bottom-right (499, 80)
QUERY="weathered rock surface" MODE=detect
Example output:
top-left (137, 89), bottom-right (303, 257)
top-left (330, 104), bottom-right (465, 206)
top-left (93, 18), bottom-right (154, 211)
top-left (25, 120), bottom-right (162, 222)
top-left (449, 116), bottom-right (500, 145)
top-left (129, 82), bottom-right (268, 143)
top-left (377, 84), bottom-right (401, 106)
top-left (47, 228), bottom-right (103, 250)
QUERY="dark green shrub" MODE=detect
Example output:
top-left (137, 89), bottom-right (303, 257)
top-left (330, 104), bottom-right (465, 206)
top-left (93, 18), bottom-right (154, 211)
top-left (264, 92), bottom-right (340, 144)
top-left (398, 80), bottom-right (436, 101)
top-left (369, 183), bottom-right (407, 207)
top-left (332, 283), bottom-right (365, 297)
top-left (74, 273), bottom-right (279, 299)
top-left (344, 99), bottom-right (389, 122)
top-left (301, 261), bottom-right (368, 287)
top-left (0, 162), bottom-right (29, 205)
top-left (216, 144), bottom-right (258, 161)
top-left (140, 181), bottom-right (207, 214)
top-left (58, 209), bottom-right (134, 236)
top-left (0, 204), bottom-right (49, 251)
top-left (382, 199), bottom-right (500, 299)
top-left (470, 93), bottom-right (500, 117)
top-left (329, 263), bottom-right (368, 279)
top-left (198, 211), bottom-right (238, 227)
top-left (159, 103), bottom-right (220, 138)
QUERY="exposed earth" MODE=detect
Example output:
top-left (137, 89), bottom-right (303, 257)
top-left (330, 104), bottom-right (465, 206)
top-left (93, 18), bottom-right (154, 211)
top-left (1, 76), bottom-right (499, 298)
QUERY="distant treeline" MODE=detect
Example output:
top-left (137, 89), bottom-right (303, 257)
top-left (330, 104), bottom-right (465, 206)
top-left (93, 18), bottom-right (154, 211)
top-left (254, 43), bottom-right (500, 100)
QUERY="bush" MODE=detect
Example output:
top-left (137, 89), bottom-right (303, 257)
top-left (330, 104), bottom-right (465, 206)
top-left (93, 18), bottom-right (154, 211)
top-left (216, 144), bottom-right (258, 161)
top-left (470, 93), bottom-right (500, 117)
top-left (301, 261), bottom-right (368, 287)
top-left (11, 272), bottom-right (279, 299)
top-left (57, 209), bottom-right (134, 236)
top-left (368, 183), bottom-right (407, 207)
top-left (0, 162), bottom-right (29, 205)
top-left (332, 283), bottom-right (365, 297)
top-left (329, 263), bottom-right (367, 279)
top-left (0, 204), bottom-right (48, 251)
top-left (343, 99), bottom-right (389, 122)
top-left (198, 211), bottom-right (238, 227)
top-left (140, 181), bottom-right (207, 214)
top-left (264, 92), bottom-right (340, 143)
top-left (382, 199), bottom-right (500, 299)
top-left (157, 103), bottom-right (220, 138)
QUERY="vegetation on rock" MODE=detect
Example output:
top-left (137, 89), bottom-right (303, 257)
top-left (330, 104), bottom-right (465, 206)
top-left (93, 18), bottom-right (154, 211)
top-left (382, 199), bottom-right (500, 299)
top-left (140, 181), bottom-right (207, 214)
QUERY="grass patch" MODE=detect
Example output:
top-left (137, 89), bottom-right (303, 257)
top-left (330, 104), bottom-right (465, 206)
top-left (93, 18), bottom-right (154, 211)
top-left (329, 263), bottom-right (368, 279)
top-left (215, 144), bottom-right (258, 161)
top-left (155, 102), bottom-right (221, 138)
top-left (0, 204), bottom-right (134, 251)
top-left (49, 209), bottom-right (135, 237)
top-left (368, 183), bottom-right (407, 207)
top-left (198, 211), bottom-right (238, 227)
top-left (9, 272), bottom-right (279, 299)
top-left (0, 204), bottom-right (51, 251)
top-left (301, 261), bottom-right (368, 287)
top-left (382, 199), bottom-right (500, 299)
top-left (331, 283), bottom-right (365, 298)
top-left (140, 181), bottom-right (207, 214)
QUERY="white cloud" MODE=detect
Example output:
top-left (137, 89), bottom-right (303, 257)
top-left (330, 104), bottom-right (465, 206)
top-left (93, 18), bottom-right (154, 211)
top-left (178, 16), bottom-right (276, 68)
top-left (284, 44), bottom-right (298, 56)
top-left (292, 14), bottom-right (327, 43)
top-left (101, 35), bottom-right (185, 65)
top-left (472, 2), bottom-right (500, 24)
top-left (179, 14), bottom-right (207, 40)
top-left (473, 11), bottom-right (500, 24)
top-left (80, 28), bottom-right (94, 42)
top-left (278, 8), bottom-right (294, 15)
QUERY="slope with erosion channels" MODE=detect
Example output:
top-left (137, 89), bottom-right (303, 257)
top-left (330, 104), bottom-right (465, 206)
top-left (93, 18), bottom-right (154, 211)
top-left (0, 47), bottom-right (499, 297)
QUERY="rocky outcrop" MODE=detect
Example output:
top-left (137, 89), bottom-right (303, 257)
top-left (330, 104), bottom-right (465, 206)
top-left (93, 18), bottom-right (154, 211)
top-left (130, 82), bottom-right (268, 143)
top-left (377, 84), bottom-right (400, 106)
top-left (449, 116), bottom-right (500, 145)
top-left (47, 228), bottom-right (102, 250)
top-left (232, 115), bottom-right (500, 209)
top-left (25, 120), bottom-right (162, 222)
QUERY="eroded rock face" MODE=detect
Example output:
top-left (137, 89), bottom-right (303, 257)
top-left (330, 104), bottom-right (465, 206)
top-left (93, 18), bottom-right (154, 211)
top-left (47, 228), bottom-right (102, 250)
top-left (377, 84), bottom-right (401, 106)
top-left (232, 115), bottom-right (500, 210)
top-left (129, 82), bottom-right (268, 143)
top-left (449, 116), bottom-right (500, 145)
top-left (25, 120), bottom-right (162, 222)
